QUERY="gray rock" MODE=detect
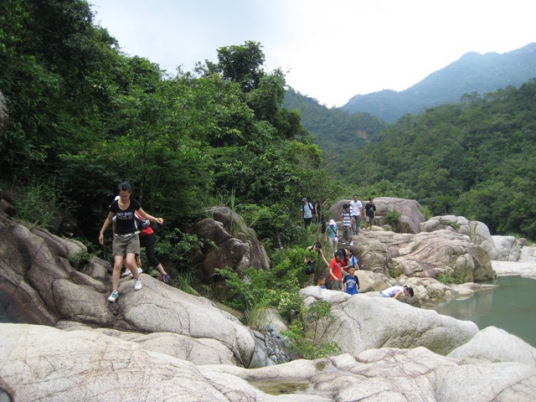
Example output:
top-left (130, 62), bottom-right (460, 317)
top-left (303, 293), bottom-right (478, 355)
top-left (196, 207), bottom-right (270, 281)
top-left (449, 326), bottom-right (536, 367)
top-left (492, 235), bottom-right (522, 261)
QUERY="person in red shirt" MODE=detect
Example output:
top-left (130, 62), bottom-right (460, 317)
top-left (329, 251), bottom-right (344, 290)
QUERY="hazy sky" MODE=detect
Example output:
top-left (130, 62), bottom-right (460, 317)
top-left (89, 0), bottom-right (536, 107)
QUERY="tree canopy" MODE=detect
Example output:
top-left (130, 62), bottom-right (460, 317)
top-left (0, 0), bottom-right (338, 255)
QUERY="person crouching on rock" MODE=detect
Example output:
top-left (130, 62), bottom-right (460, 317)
top-left (381, 285), bottom-right (414, 299)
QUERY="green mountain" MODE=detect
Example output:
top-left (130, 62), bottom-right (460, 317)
top-left (284, 89), bottom-right (388, 175)
top-left (342, 43), bottom-right (536, 123)
top-left (349, 79), bottom-right (536, 238)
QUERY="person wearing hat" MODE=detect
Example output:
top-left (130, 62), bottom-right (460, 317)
top-left (301, 197), bottom-right (315, 226)
top-left (325, 219), bottom-right (338, 250)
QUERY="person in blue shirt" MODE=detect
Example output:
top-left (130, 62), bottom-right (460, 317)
top-left (343, 267), bottom-right (360, 295)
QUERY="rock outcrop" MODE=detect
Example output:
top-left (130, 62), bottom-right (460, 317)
top-left (328, 197), bottom-right (425, 233)
top-left (300, 287), bottom-right (479, 356)
top-left (2, 322), bottom-right (536, 401)
top-left (0, 209), bottom-right (270, 368)
top-left (195, 206), bottom-right (270, 281)
top-left (2, 197), bottom-right (536, 400)
top-left (352, 229), bottom-right (495, 282)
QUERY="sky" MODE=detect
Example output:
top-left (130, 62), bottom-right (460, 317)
top-left (89, 0), bottom-right (536, 108)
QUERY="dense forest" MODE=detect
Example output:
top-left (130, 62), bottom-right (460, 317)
top-left (284, 89), bottom-right (388, 176)
top-left (2, 0), bottom-right (536, 281)
top-left (0, 0), bottom-right (343, 261)
top-left (349, 83), bottom-right (536, 238)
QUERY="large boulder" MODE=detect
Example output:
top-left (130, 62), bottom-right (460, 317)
top-left (3, 323), bottom-right (536, 401)
top-left (0, 210), bottom-right (266, 368)
top-left (420, 216), bottom-right (499, 259)
top-left (492, 235), bottom-right (521, 261)
top-left (372, 196), bottom-right (426, 233)
top-left (353, 229), bottom-right (495, 282)
top-left (327, 197), bottom-right (425, 234)
top-left (195, 206), bottom-right (270, 281)
top-left (449, 326), bottom-right (536, 367)
top-left (300, 287), bottom-right (479, 355)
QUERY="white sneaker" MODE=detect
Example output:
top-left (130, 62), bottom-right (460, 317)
top-left (108, 291), bottom-right (119, 302)
top-left (134, 279), bottom-right (142, 291)
top-left (124, 267), bottom-right (143, 277)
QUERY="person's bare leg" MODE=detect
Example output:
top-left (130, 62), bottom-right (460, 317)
top-left (126, 253), bottom-right (139, 279)
top-left (112, 255), bottom-right (124, 292)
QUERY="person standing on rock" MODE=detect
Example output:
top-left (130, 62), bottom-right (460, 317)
top-left (304, 242), bottom-right (329, 282)
top-left (350, 194), bottom-right (363, 235)
top-left (365, 198), bottom-right (377, 231)
top-left (340, 204), bottom-right (352, 244)
top-left (134, 211), bottom-right (170, 283)
top-left (343, 267), bottom-right (360, 295)
top-left (99, 182), bottom-right (163, 302)
top-left (329, 251), bottom-right (344, 290)
top-left (325, 219), bottom-right (338, 250)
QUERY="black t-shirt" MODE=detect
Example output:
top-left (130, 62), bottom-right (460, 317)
top-left (365, 203), bottom-right (376, 217)
top-left (110, 199), bottom-right (141, 234)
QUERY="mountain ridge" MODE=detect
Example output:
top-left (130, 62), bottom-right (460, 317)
top-left (341, 42), bottom-right (536, 122)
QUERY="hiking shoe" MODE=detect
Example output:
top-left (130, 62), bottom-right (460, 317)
top-left (108, 291), bottom-right (119, 302)
top-left (160, 273), bottom-right (170, 283)
top-left (134, 278), bottom-right (142, 290)
top-left (121, 269), bottom-right (130, 277)
top-left (124, 267), bottom-right (143, 277)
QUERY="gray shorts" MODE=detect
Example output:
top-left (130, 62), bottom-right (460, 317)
top-left (330, 280), bottom-right (341, 290)
top-left (113, 233), bottom-right (140, 257)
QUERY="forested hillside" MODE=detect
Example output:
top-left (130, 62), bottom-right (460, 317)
top-left (342, 43), bottom-right (536, 123)
top-left (284, 89), bottom-right (388, 175)
top-left (0, 0), bottom-right (341, 260)
top-left (351, 82), bottom-right (536, 238)
top-left (2, 0), bottom-right (536, 260)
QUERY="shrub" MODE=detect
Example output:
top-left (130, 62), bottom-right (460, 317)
top-left (386, 210), bottom-right (401, 227)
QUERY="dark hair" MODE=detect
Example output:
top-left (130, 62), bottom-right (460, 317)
top-left (404, 286), bottom-right (414, 297)
top-left (118, 181), bottom-right (133, 193)
top-left (314, 242), bottom-right (322, 249)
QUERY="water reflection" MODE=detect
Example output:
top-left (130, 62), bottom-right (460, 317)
top-left (424, 276), bottom-right (536, 347)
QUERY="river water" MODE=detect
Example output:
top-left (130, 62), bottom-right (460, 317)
top-left (424, 276), bottom-right (536, 347)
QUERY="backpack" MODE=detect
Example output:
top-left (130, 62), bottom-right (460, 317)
top-left (302, 202), bottom-right (314, 212)
top-left (304, 260), bottom-right (317, 275)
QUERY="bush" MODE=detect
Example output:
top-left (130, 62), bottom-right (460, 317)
top-left (386, 210), bottom-right (401, 227)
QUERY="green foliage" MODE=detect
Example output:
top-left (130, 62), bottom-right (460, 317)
top-left (388, 268), bottom-right (404, 278)
top-left (67, 251), bottom-right (93, 270)
top-left (284, 89), bottom-right (388, 176)
top-left (155, 228), bottom-right (204, 269)
top-left (437, 272), bottom-right (466, 285)
top-left (14, 184), bottom-right (58, 228)
top-left (386, 210), bottom-right (401, 226)
top-left (282, 300), bottom-right (341, 359)
top-left (215, 246), bottom-right (315, 324)
top-left (352, 80), bottom-right (536, 240)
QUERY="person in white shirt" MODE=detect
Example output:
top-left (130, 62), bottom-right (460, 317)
top-left (381, 285), bottom-right (414, 299)
top-left (349, 194), bottom-right (363, 235)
